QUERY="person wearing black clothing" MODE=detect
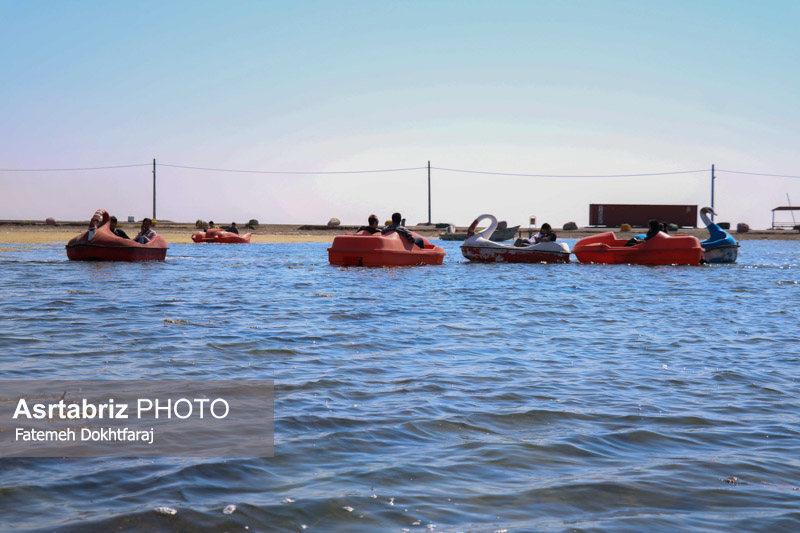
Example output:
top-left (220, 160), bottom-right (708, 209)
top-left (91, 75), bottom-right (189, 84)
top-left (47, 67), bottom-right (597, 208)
top-left (534, 223), bottom-right (557, 243)
top-left (626, 219), bottom-right (662, 247)
top-left (514, 222), bottom-right (556, 247)
top-left (226, 222), bottom-right (239, 234)
top-left (356, 214), bottom-right (382, 234)
top-left (645, 219), bottom-right (662, 240)
top-left (109, 216), bottom-right (130, 240)
top-left (382, 212), bottom-right (424, 248)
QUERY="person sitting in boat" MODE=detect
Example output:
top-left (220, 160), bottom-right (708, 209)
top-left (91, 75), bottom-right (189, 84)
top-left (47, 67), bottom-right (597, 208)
top-left (382, 212), bottom-right (424, 248)
top-left (134, 218), bottom-right (157, 244)
top-left (514, 223), bottom-right (557, 247)
top-left (356, 214), bottom-right (382, 234)
top-left (534, 223), bottom-right (557, 243)
top-left (625, 219), bottom-right (662, 247)
top-left (208, 221), bottom-right (216, 229)
top-left (109, 216), bottom-right (130, 240)
top-left (226, 222), bottom-right (239, 234)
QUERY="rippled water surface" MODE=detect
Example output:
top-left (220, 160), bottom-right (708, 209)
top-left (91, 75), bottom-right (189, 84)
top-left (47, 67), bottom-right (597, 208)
top-left (1, 239), bottom-right (799, 532)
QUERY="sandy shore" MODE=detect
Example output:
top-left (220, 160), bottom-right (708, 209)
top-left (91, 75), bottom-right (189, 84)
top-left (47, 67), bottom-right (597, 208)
top-left (1, 221), bottom-right (798, 245)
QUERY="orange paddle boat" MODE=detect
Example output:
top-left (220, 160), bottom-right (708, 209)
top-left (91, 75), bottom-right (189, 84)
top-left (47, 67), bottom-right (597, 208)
top-left (328, 229), bottom-right (445, 266)
top-left (191, 228), bottom-right (252, 243)
top-left (572, 231), bottom-right (703, 265)
top-left (66, 210), bottom-right (168, 261)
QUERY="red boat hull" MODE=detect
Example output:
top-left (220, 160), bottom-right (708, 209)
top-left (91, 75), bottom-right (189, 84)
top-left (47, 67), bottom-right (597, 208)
top-left (573, 232), bottom-right (703, 265)
top-left (328, 231), bottom-right (445, 266)
top-left (460, 246), bottom-right (569, 263)
top-left (191, 228), bottom-right (252, 243)
top-left (66, 211), bottom-right (167, 262)
top-left (66, 243), bottom-right (167, 261)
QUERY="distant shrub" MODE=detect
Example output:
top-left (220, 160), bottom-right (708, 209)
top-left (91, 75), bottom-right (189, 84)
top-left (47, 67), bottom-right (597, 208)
top-left (619, 223), bottom-right (632, 232)
top-left (718, 222), bottom-right (731, 230)
top-left (195, 219), bottom-right (206, 229)
top-left (736, 223), bottom-right (750, 233)
top-left (562, 221), bottom-right (578, 230)
top-left (247, 219), bottom-right (259, 229)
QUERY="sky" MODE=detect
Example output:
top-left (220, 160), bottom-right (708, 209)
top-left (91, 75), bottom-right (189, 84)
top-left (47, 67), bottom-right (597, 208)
top-left (1, 0), bottom-right (799, 229)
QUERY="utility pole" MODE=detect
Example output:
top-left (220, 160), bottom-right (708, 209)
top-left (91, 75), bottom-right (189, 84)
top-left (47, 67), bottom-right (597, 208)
top-left (427, 161), bottom-right (431, 224)
top-left (710, 164), bottom-right (715, 221)
top-left (153, 158), bottom-right (157, 220)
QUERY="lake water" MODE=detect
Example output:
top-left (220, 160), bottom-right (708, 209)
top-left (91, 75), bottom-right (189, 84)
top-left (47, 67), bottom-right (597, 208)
top-left (1, 239), bottom-right (799, 532)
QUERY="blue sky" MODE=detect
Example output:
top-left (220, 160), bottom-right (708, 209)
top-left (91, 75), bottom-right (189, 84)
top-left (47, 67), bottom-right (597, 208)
top-left (1, 1), bottom-right (798, 228)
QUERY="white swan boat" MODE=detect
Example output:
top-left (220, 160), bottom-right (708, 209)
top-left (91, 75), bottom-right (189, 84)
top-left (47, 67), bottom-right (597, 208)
top-left (460, 214), bottom-right (571, 263)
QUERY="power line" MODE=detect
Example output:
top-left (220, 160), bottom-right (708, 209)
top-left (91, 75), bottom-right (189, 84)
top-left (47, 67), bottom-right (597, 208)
top-left (2, 161), bottom-right (798, 179)
top-left (158, 163), bottom-right (427, 175)
top-left (430, 167), bottom-right (710, 178)
top-left (716, 169), bottom-right (800, 179)
top-left (0, 164), bottom-right (151, 172)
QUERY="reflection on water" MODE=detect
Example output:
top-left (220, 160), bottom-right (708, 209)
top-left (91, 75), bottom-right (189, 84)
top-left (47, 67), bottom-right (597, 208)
top-left (1, 240), bottom-right (799, 532)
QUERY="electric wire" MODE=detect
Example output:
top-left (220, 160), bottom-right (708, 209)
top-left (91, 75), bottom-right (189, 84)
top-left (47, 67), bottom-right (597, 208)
top-left (157, 164), bottom-right (427, 175)
top-left (0, 164), bottom-right (151, 172)
top-left (2, 162), bottom-right (799, 179)
top-left (715, 169), bottom-right (800, 179)
top-left (430, 167), bottom-right (709, 178)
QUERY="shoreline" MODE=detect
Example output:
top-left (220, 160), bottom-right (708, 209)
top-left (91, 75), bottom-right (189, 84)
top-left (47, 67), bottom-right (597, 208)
top-left (1, 221), bottom-right (798, 245)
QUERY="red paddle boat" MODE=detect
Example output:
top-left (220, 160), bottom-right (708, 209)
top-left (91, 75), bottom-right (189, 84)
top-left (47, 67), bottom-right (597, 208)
top-left (66, 210), bottom-right (168, 261)
top-left (191, 228), bottom-right (252, 243)
top-left (328, 229), bottom-right (445, 266)
top-left (572, 231), bottom-right (703, 266)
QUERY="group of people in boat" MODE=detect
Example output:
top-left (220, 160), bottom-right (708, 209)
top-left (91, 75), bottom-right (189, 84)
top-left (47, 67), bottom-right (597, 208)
top-left (207, 221), bottom-right (240, 234)
top-left (108, 216), bottom-right (158, 244)
top-left (357, 212), bottom-right (426, 248)
top-left (102, 215), bottom-right (241, 245)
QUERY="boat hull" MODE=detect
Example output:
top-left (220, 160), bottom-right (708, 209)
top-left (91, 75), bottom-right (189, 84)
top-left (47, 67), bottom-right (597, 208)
top-left (461, 246), bottom-right (569, 263)
top-left (66, 243), bottom-right (167, 261)
top-left (573, 232), bottom-right (703, 266)
top-left (703, 244), bottom-right (739, 264)
top-left (328, 231), bottom-right (445, 266)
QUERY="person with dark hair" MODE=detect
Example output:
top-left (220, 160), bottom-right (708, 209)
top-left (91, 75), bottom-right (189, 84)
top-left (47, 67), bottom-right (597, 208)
top-left (134, 218), bottom-right (157, 244)
top-left (357, 214), bottom-right (382, 234)
top-left (645, 219), bottom-right (662, 240)
top-left (514, 222), bottom-right (557, 247)
top-left (382, 212), bottom-right (424, 248)
top-left (109, 216), bottom-right (130, 239)
top-left (226, 222), bottom-right (239, 234)
top-left (626, 219), bottom-right (662, 247)
top-left (208, 221), bottom-right (216, 229)
top-left (534, 223), bottom-right (557, 243)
